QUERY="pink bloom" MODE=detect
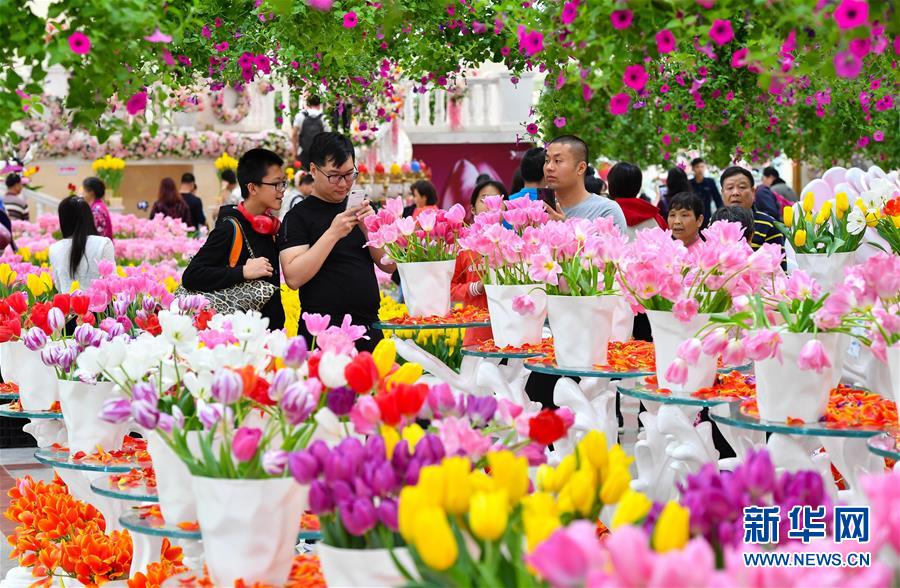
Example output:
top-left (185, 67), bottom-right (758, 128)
top-left (417, 209), bottom-right (437, 232)
top-left (526, 521), bottom-right (604, 586)
top-left (834, 50), bottom-right (862, 78)
top-left (664, 357), bottom-right (689, 385)
top-left (144, 27), bottom-right (172, 43)
top-left (709, 19), bottom-right (734, 46)
top-left (232, 426), bottom-right (262, 462)
top-left (743, 329), bottom-right (782, 362)
top-left (126, 91), bottom-right (148, 116)
top-left (731, 47), bottom-right (749, 68)
top-left (696, 0), bottom-right (715, 7)
top-left (672, 298), bottom-right (699, 323)
top-left (302, 312), bottom-right (331, 337)
top-left (437, 416), bottom-right (492, 459)
top-left (343, 11), bottom-right (358, 28)
top-left (610, 9), bottom-right (633, 30)
top-left (349, 395), bottom-right (380, 435)
top-left (560, 2), bottom-right (578, 25)
top-left (553, 116), bottom-right (567, 128)
top-left (512, 293), bottom-right (539, 315)
top-left (785, 270), bottom-right (821, 300)
top-left (201, 25), bottom-right (211, 39)
top-left (849, 37), bottom-right (871, 57)
top-left (797, 339), bottom-right (832, 373)
top-left (68, 32), bottom-right (91, 55)
top-left (677, 337), bottom-right (702, 366)
top-left (526, 123), bottom-right (539, 135)
top-left (702, 328), bottom-right (730, 356)
top-left (609, 93), bottom-right (631, 115)
top-left (623, 64), bottom-right (648, 90)
top-left (444, 203), bottom-right (466, 225)
top-left (98, 259), bottom-right (115, 277)
top-left (833, 0), bottom-right (868, 29)
top-left (873, 130), bottom-right (884, 142)
top-left (656, 29), bottom-right (676, 54)
top-left (519, 30), bottom-right (544, 56)
top-left (722, 339), bottom-right (746, 366)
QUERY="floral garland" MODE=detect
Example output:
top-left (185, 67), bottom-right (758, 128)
top-left (210, 85), bottom-right (251, 125)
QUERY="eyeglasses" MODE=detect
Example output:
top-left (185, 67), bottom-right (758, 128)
top-left (256, 181), bottom-right (288, 192)
top-left (320, 169), bottom-right (359, 185)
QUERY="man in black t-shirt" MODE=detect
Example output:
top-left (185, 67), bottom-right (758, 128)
top-left (180, 172), bottom-right (207, 230)
top-left (278, 132), bottom-right (395, 351)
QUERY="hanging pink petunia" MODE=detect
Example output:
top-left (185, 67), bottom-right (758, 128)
top-left (308, 0), bottom-right (334, 10)
top-left (343, 11), bottom-right (358, 28)
top-left (656, 29), bottom-right (676, 54)
top-left (833, 50), bottom-right (862, 78)
top-left (623, 65), bottom-right (648, 90)
top-left (560, 2), bottom-right (578, 25)
top-left (526, 123), bottom-right (539, 135)
top-left (849, 37), bottom-right (871, 57)
top-left (519, 30), bottom-right (544, 56)
top-left (709, 20), bottom-right (734, 45)
top-left (144, 27), bottom-right (172, 43)
top-left (731, 47), bottom-right (749, 68)
top-left (873, 130), bottom-right (884, 142)
top-left (610, 10), bottom-right (633, 30)
top-left (126, 91), bottom-right (148, 115)
top-left (201, 25), bottom-right (211, 39)
top-left (553, 117), bottom-right (566, 128)
top-left (609, 93), bottom-right (631, 115)
top-left (696, 0), bottom-right (715, 7)
top-left (833, 0), bottom-right (868, 30)
top-left (68, 31), bottom-right (91, 55)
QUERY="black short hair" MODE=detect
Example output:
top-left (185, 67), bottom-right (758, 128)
top-left (5, 174), bottom-right (21, 189)
top-left (220, 169), bottom-right (237, 184)
top-left (308, 132), bottom-right (355, 169)
top-left (711, 205), bottom-right (755, 241)
top-left (475, 173), bottom-right (493, 184)
top-left (607, 162), bottom-right (643, 199)
top-left (691, 157), bottom-right (705, 167)
top-left (519, 147), bottom-right (546, 183)
top-left (547, 135), bottom-right (589, 164)
top-left (307, 95), bottom-right (322, 107)
top-left (299, 173), bottom-right (315, 186)
top-left (237, 148), bottom-right (285, 199)
top-left (82, 176), bottom-right (106, 200)
top-left (584, 166), bottom-right (606, 195)
top-left (411, 180), bottom-right (438, 206)
top-left (668, 191), bottom-right (704, 219)
top-left (666, 167), bottom-right (692, 195)
top-left (180, 172), bottom-right (196, 186)
top-left (720, 166), bottom-right (754, 187)
top-left (470, 180), bottom-right (508, 208)
top-left (762, 166), bottom-right (779, 179)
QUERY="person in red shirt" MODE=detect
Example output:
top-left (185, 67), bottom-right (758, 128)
top-left (607, 162), bottom-right (666, 241)
top-left (451, 179), bottom-right (507, 346)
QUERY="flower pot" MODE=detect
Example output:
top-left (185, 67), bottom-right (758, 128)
top-left (15, 346), bottom-right (59, 411)
top-left (887, 344), bottom-right (900, 428)
top-left (146, 431), bottom-right (210, 525)
top-left (192, 476), bottom-right (308, 586)
top-left (0, 341), bottom-right (13, 383)
top-left (646, 310), bottom-right (716, 393)
top-left (795, 252), bottom-right (857, 291)
top-left (58, 380), bottom-right (127, 454)
top-left (317, 544), bottom-right (416, 587)
top-left (610, 295), bottom-right (635, 343)
top-left (395, 259), bottom-right (457, 318)
top-left (485, 284), bottom-right (547, 348)
top-left (755, 332), bottom-right (840, 422)
top-left (548, 295), bottom-right (618, 368)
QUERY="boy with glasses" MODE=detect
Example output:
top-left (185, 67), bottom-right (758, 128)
top-left (279, 132), bottom-right (395, 351)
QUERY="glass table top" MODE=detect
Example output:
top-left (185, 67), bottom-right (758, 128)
top-left (461, 345), bottom-right (547, 359)
top-left (34, 447), bottom-right (148, 473)
top-left (867, 432), bottom-right (900, 460)
top-left (525, 360), bottom-right (751, 380)
top-left (617, 380), bottom-right (743, 408)
top-left (119, 511), bottom-right (323, 542)
top-left (0, 403), bottom-right (62, 419)
top-left (91, 474), bottom-right (158, 503)
top-left (374, 320), bottom-right (488, 331)
top-left (0, 392), bottom-right (19, 401)
top-left (710, 402), bottom-right (886, 438)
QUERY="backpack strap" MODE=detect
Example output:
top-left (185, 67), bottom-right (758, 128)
top-left (226, 217), bottom-right (244, 268)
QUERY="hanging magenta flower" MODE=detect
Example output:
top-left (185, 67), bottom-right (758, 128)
top-left (519, 30), bottom-right (544, 56)
top-left (526, 123), bottom-right (539, 135)
top-left (201, 25), bottom-right (211, 39)
top-left (696, 0), bottom-right (715, 7)
top-left (560, 1), bottom-right (578, 25)
top-left (67, 31), bottom-right (91, 55)
top-left (731, 47), bottom-right (749, 68)
top-left (873, 130), bottom-right (884, 142)
top-left (609, 93), bottom-right (631, 115)
top-left (709, 20), bottom-right (734, 45)
top-left (857, 136), bottom-right (869, 148)
top-left (833, 50), bottom-right (862, 78)
top-left (849, 37), bottom-right (871, 57)
top-left (610, 10), bottom-right (634, 30)
top-left (126, 91), bottom-right (148, 115)
top-left (656, 29), bottom-right (676, 54)
top-left (553, 116), bottom-right (566, 128)
top-left (343, 11), bottom-right (358, 28)
top-left (623, 64), bottom-right (648, 90)
top-left (144, 27), bottom-right (172, 43)
top-left (833, 0), bottom-right (868, 30)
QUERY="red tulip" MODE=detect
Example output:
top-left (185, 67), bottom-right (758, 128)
top-left (7, 292), bottom-right (27, 315)
top-left (70, 294), bottom-right (89, 316)
top-left (52, 294), bottom-right (70, 315)
top-left (344, 352), bottom-right (379, 394)
top-left (528, 409), bottom-right (567, 445)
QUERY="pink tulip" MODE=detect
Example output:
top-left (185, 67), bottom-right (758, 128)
top-left (672, 298), bottom-right (699, 323)
top-left (302, 312), bottom-right (331, 337)
top-left (232, 426), bottom-right (263, 462)
top-left (722, 339), bottom-right (747, 366)
top-left (701, 328), bottom-right (729, 355)
top-left (512, 293), bottom-right (538, 316)
top-left (676, 337), bottom-right (702, 366)
top-left (526, 521), bottom-right (604, 586)
top-left (797, 339), bottom-right (832, 373)
top-left (664, 357), bottom-right (689, 385)
top-left (743, 329), bottom-right (782, 362)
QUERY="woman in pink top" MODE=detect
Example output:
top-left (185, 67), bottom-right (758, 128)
top-left (666, 191), bottom-right (704, 251)
top-left (82, 177), bottom-right (114, 239)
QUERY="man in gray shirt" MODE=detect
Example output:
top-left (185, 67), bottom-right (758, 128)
top-left (543, 135), bottom-right (627, 231)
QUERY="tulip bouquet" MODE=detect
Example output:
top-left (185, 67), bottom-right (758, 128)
top-left (837, 253), bottom-right (900, 362)
top-left (616, 222), bottom-right (783, 320)
top-left (875, 194), bottom-right (900, 255)
top-left (91, 155), bottom-right (126, 191)
top-left (364, 197), bottom-right (467, 263)
top-left (776, 191), bottom-right (869, 254)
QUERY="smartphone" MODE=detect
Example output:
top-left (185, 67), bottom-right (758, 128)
top-left (537, 188), bottom-right (557, 210)
top-left (346, 190), bottom-right (366, 210)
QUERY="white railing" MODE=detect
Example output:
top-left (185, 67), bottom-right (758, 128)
top-left (23, 188), bottom-right (62, 218)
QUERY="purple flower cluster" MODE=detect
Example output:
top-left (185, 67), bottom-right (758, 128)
top-left (33, 324), bottom-right (113, 375)
top-left (679, 449), bottom-right (831, 548)
top-left (424, 382), bottom-right (498, 425)
top-left (100, 382), bottom-right (184, 432)
top-left (290, 434), bottom-right (445, 537)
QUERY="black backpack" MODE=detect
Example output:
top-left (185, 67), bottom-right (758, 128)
top-left (299, 111), bottom-right (325, 155)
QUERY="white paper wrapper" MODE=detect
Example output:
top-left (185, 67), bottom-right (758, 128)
top-left (396, 259), bottom-right (457, 317)
top-left (16, 345), bottom-right (59, 410)
top-left (317, 544), bottom-right (416, 587)
top-left (548, 295), bottom-right (617, 368)
top-left (646, 310), bottom-right (716, 393)
top-left (794, 251), bottom-right (857, 292)
top-left (58, 380), bottom-right (126, 454)
top-left (485, 284), bottom-right (547, 348)
top-left (147, 431), bottom-right (212, 524)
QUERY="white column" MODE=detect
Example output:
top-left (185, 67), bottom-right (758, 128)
top-left (433, 88), bottom-right (447, 128)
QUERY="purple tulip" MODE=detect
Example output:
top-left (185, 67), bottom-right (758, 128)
top-left (324, 451), bottom-right (353, 483)
top-left (177, 294), bottom-right (208, 314)
top-left (131, 399), bottom-right (160, 429)
top-left (98, 317), bottom-right (118, 334)
top-left (308, 480), bottom-right (333, 514)
top-left (47, 307), bottom-right (66, 334)
top-left (113, 297), bottom-right (129, 318)
top-left (465, 395), bottom-right (498, 425)
top-left (269, 368), bottom-right (297, 401)
top-left (339, 498), bottom-right (377, 536)
top-left (23, 327), bottom-right (47, 351)
top-left (370, 461), bottom-right (397, 496)
top-left (73, 324), bottom-right (97, 348)
top-left (142, 297), bottom-right (157, 314)
top-left (263, 450), bottom-right (290, 475)
top-left (99, 397), bottom-right (132, 423)
top-left (326, 386), bottom-right (355, 416)
top-left (288, 450), bottom-right (320, 483)
top-left (339, 437), bottom-right (364, 469)
top-left (353, 477), bottom-right (374, 501)
top-left (232, 427), bottom-right (262, 462)
top-left (377, 498), bottom-right (399, 531)
top-left (364, 435), bottom-right (386, 463)
top-left (283, 336), bottom-right (308, 368)
top-left (331, 479), bottom-right (354, 505)
top-left (391, 440), bottom-right (412, 473)
top-left (211, 369), bottom-right (243, 404)
top-left (308, 439), bottom-right (330, 470)
top-left (741, 449), bottom-right (776, 498)
top-left (281, 381), bottom-right (319, 425)
top-left (57, 346), bottom-right (78, 373)
top-left (403, 458), bottom-right (423, 486)
top-left (198, 402), bottom-right (231, 430)
top-left (157, 413), bottom-right (175, 433)
top-left (131, 382), bottom-right (158, 404)
top-left (413, 434), bottom-right (445, 464)
top-left (40, 345), bottom-right (60, 368)
top-left (111, 319), bottom-right (129, 337)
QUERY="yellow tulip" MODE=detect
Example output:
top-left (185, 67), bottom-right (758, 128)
top-left (855, 198), bottom-right (868, 213)
top-left (607, 445), bottom-right (634, 474)
top-left (599, 465), bottom-right (631, 504)
top-left (565, 469), bottom-right (596, 516)
top-left (398, 485), bottom-right (429, 542)
top-left (417, 465), bottom-right (447, 504)
top-left (652, 501), bottom-right (691, 552)
top-left (892, 215), bottom-right (900, 229)
top-left (802, 191), bottom-right (814, 213)
top-left (0, 264), bottom-right (15, 287)
top-left (26, 273), bottom-right (46, 297)
top-left (782, 205), bottom-right (794, 227)
top-left (611, 489), bottom-right (653, 529)
top-left (521, 492), bottom-right (558, 518)
top-left (815, 201), bottom-right (832, 225)
top-left (39, 272), bottom-right (52, 291)
top-left (414, 506), bottom-right (458, 571)
top-left (380, 424), bottom-right (400, 458)
top-left (116, 266), bottom-right (127, 278)
top-left (163, 276), bottom-right (179, 293)
top-left (18, 247), bottom-right (31, 261)
top-left (866, 211), bottom-right (879, 227)
top-left (468, 470), bottom-right (497, 494)
top-left (401, 423), bottom-right (425, 450)
top-left (835, 191), bottom-right (850, 212)
top-left (387, 362), bottom-right (422, 387)
top-left (524, 513), bottom-right (561, 551)
top-left (793, 229), bottom-right (807, 247)
top-left (69, 281), bottom-right (80, 293)
top-left (578, 430), bottom-right (609, 474)
top-left (441, 457), bottom-right (472, 514)
top-left (469, 490), bottom-right (508, 541)
top-left (486, 451), bottom-right (529, 504)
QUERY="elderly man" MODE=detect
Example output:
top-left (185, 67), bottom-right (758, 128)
top-left (720, 166), bottom-right (785, 256)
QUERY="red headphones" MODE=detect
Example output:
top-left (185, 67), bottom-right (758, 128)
top-left (237, 202), bottom-right (281, 235)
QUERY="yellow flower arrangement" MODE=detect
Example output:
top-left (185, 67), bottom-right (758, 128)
top-left (214, 153), bottom-right (239, 180)
top-left (91, 155), bottom-right (126, 191)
